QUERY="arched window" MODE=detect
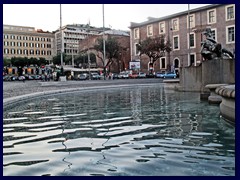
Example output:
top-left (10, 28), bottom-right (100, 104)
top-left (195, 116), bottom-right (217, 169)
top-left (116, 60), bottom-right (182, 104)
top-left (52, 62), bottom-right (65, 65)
top-left (174, 58), bottom-right (180, 68)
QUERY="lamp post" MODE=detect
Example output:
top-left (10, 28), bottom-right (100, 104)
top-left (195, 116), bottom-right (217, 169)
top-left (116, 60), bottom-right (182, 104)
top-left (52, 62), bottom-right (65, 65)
top-left (87, 22), bottom-right (91, 80)
top-left (60, 4), bottom-right (63, 67)
top-left (102, 4), bottom-right (106, 80)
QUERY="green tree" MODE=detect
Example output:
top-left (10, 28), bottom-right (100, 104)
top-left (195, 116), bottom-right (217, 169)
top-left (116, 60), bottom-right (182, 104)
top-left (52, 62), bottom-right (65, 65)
top-left (74, 52), bottom-right (96, 68)
top-left (3, 58), bottom-right (11, 66)
top-left (52, 53), bottom-right (66, 65)
top-left (136, 35), bottom-right (172, 72)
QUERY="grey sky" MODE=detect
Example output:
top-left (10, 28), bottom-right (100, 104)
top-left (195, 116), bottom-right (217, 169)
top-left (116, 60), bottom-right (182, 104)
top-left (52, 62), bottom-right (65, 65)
top-left (3, 4), bottom-right (209, 32)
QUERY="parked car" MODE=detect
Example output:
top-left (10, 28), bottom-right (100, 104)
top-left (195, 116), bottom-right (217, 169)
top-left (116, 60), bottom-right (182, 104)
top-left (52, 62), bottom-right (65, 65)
top-left (33, 75), bottom-right (42, 80)
top-left (122, 72), bottom-right (129, 79)
top-left (118, 71), bottom-right (129, 79)
top-left (138, 72), bottom-right (146, 78)
top-left (155, 72), bottom-right (165, 78)
top-left (91, 72), bottom-right (100, 80)
top-left (146, 73), bottom-right (155, 78)
top-left (163, 72), bottom-right (177, 78)
top-left (129, 73), bottom-right (138, 79)
top-left (79, 73), bottom-right (89, 80)
top-left (112, 73), bottom-right (119, 80)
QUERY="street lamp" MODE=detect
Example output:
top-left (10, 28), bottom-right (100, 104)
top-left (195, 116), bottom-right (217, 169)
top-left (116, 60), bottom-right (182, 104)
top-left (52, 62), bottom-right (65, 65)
top-left (102, 4), bottom-right (106, 80)
top-left (60, 4), bottom-right (63, 67)
top-left (87, 22), bottom-right (91, 80)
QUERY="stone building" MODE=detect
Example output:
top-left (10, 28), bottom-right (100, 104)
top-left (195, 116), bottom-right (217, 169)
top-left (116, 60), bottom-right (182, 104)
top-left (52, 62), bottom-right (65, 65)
top-left (79, 29), bottom-right (131, 73)
top-left (3, 24), bottom-right (55, 63)
top-left (129, 4), bottom-right (235, 74)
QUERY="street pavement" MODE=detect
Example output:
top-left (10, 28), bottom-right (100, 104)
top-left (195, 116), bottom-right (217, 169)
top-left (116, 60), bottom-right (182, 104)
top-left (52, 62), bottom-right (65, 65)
top-left (3, 78), bottom-right (166, 100)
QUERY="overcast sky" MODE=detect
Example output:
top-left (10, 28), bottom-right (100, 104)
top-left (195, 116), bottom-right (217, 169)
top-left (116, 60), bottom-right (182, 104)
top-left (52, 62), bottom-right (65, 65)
top-left (3, 4), bottom-right (209, 32)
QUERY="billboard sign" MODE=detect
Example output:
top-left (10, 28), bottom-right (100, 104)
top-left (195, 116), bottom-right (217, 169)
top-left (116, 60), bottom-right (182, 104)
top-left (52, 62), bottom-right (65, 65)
top-left (129, 61), bottom-right (140, 70)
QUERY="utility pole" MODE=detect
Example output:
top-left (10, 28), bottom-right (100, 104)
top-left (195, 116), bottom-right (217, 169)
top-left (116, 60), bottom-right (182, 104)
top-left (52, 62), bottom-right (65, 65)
top-left (103, 4), bottom-right (106, 80)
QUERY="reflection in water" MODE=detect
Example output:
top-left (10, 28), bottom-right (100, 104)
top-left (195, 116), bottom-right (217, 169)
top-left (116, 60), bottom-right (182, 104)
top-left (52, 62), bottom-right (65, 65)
top-left (61, 119), bottom-right (72, 173)
top-left (3, 85), bottom-right (235, 176)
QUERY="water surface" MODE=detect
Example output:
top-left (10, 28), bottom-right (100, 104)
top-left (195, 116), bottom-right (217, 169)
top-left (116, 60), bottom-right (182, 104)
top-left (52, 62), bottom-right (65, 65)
top-left (3, 85), bottom-right (235, 176)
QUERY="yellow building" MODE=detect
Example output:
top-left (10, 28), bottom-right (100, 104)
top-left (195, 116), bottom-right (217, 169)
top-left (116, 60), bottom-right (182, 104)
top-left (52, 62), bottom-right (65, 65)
top-left (3, 24), bottom-right (55, 63)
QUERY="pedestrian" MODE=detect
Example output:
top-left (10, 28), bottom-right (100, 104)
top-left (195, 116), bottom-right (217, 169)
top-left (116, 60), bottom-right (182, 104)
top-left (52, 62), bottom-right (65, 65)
top-left (22, 76), bottom-right (25, 83)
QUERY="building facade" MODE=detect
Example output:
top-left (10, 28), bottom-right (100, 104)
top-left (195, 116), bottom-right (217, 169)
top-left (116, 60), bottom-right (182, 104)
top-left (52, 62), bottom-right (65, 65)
top-left (129, 4), bottom-right (235, 74)
top-left (3, 24), bottom-right (55, 62)
top-left (53, 24), bottom-right (110, 60)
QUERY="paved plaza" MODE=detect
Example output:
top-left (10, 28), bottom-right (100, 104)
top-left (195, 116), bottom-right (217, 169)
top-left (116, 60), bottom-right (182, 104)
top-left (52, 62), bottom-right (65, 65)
top-left (4, 78), bottom-right (178, 105)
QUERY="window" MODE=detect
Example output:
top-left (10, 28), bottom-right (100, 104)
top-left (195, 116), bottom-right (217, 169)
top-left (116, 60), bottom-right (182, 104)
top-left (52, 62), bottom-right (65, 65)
top-left (4, 49), bottom-right (9, 54)
top-left (36, 50), bottom-right (40, 55)
top-left (134, 28), bottom-right (139, 39)
top-left (159, 22), bottom-right (165, 34)
top-left (147, 25), bottom-right (153, 36)
top-left (188, 33), bottom-right (195, 48)
top-left (24, 36), bottom-right (28, 41)
top-left (226, 25), bottom-right (235, 44)
top-left (17, 49), bottom-right (22, 55)
top-left (4, 34), bottom-right (8, 39)
top-left (30, 43), bottom-right (34, 47)
top-left (17, 42), bottom-right (22, 47)
top-left (211, 28), bottom-right (217, 41)
top-left (10, 35), bottom-right (15, 39)
top-left (226, 5), bottom-right (235, 20)
top-left (47, 50), bottom-right (51, 55)
top-left (135, 43), bottom-right (140, 55)
top-left (172, 18), bottom-right (179, 31)
top-left (47, 44), bottom-right (51, 48)
top-left (42, 50), bottom-right (46, 55)
top-left (30, 49), bottom-right (34, 55)
top-left (187, 14), bottom-right (195, 28)
top-left (173, 35), bottom-right (179, 50)
top-left (41, 43), bottom-right (45, 48)
top-left (160, 57), bottom-right (166, 69)
top-left (4, 41), bottom-right (9, 46)
top-left (11, 49), bottom-right (15, 54)
top-left (207, 9), bottom-right (216, 24)
top-left (11, 42), bottom-right (15, 46)
top-left (24, 49), bottom-right (28, 55)
top-left (23, 42), bottom-right (28, 47)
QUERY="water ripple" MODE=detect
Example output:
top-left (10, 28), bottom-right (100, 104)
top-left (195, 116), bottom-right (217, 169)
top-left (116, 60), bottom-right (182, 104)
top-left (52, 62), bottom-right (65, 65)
top-left (3, 86), bottom-right (235, 176)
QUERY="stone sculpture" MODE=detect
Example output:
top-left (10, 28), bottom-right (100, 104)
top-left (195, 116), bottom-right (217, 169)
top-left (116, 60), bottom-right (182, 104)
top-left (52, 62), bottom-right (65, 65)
top-left (200, 28), bottom-right (234, 60)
